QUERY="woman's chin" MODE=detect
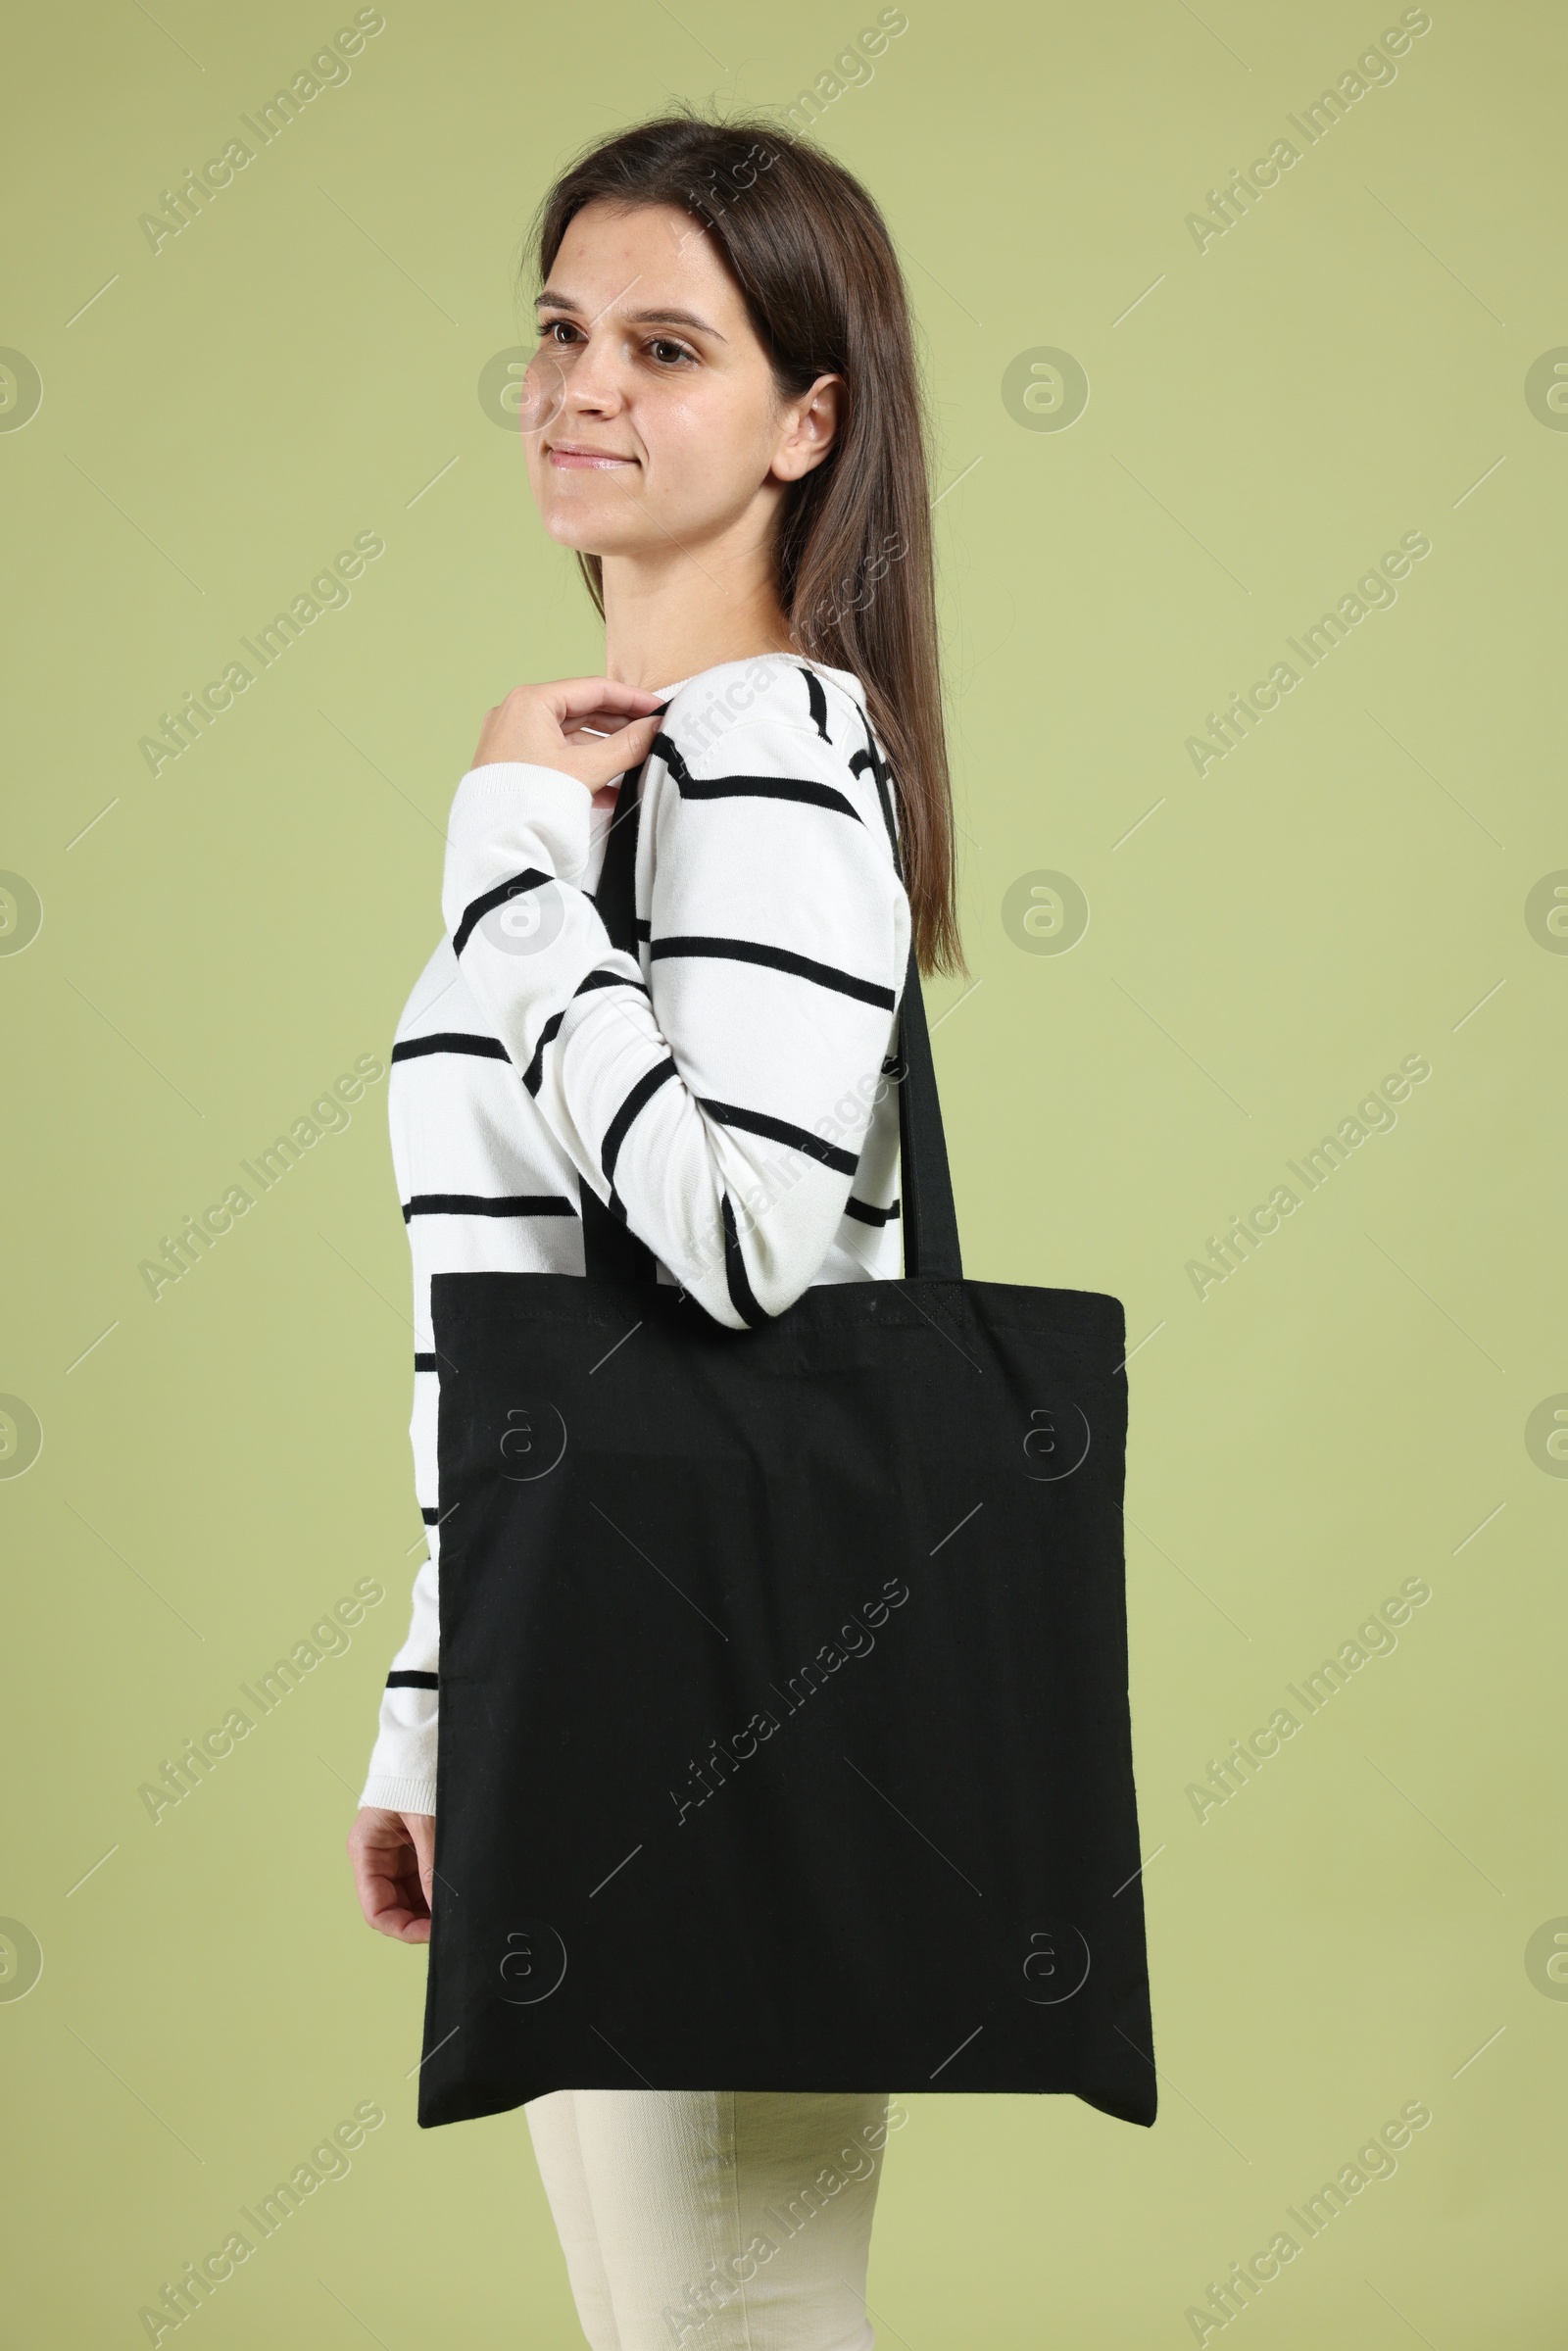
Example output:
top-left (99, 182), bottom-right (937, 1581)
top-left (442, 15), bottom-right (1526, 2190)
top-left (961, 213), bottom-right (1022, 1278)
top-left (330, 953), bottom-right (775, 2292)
top-left (537, 496), bottom-right (662, 562)
top-left (541, 511), bottom-right (619, 556)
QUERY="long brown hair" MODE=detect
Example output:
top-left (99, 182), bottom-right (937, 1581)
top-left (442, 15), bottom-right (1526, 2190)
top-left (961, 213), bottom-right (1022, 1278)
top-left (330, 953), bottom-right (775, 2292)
top-left (525, 107), bottom-right (965, 980)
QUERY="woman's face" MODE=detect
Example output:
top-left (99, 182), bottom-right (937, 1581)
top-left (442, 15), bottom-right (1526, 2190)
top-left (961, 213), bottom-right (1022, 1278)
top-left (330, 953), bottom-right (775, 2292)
top-left (519, 198), bottom-right (837, 563)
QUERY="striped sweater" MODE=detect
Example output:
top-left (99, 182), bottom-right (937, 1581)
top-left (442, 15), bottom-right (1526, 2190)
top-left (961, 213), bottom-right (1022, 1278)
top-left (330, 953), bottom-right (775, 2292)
top-left (358, 653), bottom-right (914, 1816)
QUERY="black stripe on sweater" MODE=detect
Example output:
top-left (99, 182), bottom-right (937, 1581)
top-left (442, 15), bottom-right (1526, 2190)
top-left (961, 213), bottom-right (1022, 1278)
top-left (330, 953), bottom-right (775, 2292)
top-left (452, 866), bottom-right (553, 958)
top-left (403, 1193), bottom-right (578, 1221)
top-left (391, 1032), bottom-right (510, 1064)
top-left (574, 967), bottom-right (651, 998)
top-left (520, 1010), bottom-right (564, 1096)
top-left (698, 1097), bottom-right (860, 1178)
top-left (844, 1194), bottom-right (902, 1226)
top-left (799, 665), bottom-right (832, 743)
top-left (650, 935), bottom-right (896, 1009)
top-left (653, 732), bottom-right (860, 822)
top-left (720, 1191), bottom-right (767, 1328)
top-left (602, 1056), bottom-right (679, 1182)
top-left (518, 971), bottom-right (653, 1095)
top-left (852, 717), bottom-right (904, 880)
top-left (414, 1351), bottom-right (439, 1372)
top-left (386, 1670), bottom-right (439, 1690)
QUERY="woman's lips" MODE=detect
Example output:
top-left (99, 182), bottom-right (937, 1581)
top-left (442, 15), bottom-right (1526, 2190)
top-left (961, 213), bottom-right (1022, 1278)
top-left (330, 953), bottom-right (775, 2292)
top-left (548, 447), bottom-right (636, 469)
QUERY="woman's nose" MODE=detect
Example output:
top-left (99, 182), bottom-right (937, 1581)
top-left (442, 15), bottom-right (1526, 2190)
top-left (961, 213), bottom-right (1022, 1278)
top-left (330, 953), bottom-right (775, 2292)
top-left (560, 330), bottom-right (626, 416)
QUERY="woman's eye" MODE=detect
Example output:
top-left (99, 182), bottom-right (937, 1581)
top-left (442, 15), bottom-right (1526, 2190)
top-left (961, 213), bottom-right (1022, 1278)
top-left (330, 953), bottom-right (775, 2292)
top-left (536, 322), bottom-right (692, 366)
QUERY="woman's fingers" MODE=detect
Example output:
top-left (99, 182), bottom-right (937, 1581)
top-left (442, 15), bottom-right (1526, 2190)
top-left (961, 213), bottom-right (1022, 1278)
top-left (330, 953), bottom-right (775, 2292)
top-left (470, 681), bottom-right (665, 781)
top-left (560, 710), bottom-right (663, 788)
top-left (348, 1807), bottom-right (434, 1942)
top-left (547, 676), bottom-right (663, 720)
top-left (408, 1812), bottom-right (436, 1916)
top-left (563, 704), bottom-right (658, 742)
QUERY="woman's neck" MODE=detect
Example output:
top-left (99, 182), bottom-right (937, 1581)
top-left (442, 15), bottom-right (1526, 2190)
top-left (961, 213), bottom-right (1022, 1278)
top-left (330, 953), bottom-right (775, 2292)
top-left (598, 539), bottom-right (798, 692)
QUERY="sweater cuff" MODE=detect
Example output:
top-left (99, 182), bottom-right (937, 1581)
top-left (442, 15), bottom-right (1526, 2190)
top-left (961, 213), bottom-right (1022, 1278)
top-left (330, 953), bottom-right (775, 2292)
top-left (358, 1772), bottom-right (438, 1818)
top-left (447, 760), bottom-right (596, 884)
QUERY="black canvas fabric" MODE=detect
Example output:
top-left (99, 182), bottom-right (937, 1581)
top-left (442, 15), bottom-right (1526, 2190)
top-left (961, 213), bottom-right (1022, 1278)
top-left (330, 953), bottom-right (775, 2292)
top-left (417, 746), bottom-right (1157, 2131)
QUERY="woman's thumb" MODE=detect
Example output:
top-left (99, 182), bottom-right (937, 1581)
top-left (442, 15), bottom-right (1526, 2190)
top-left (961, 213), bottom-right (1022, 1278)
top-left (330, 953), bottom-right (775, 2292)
top-left (579, 710), bottom-right (663, 784)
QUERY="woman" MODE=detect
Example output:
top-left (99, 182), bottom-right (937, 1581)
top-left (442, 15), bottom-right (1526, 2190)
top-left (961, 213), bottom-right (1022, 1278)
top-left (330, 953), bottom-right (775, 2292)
top-left (348, 109), bottom-right (964, 2351)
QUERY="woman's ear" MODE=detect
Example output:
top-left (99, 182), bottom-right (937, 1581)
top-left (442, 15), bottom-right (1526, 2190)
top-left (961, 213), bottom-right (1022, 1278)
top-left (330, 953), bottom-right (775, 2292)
top-left (769, 373), bottom-right (844, 482)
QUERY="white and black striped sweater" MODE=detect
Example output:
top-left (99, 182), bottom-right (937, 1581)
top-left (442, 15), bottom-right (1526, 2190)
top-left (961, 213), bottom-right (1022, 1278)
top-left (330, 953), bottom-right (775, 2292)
top-left (358, 654), bottom-right (913, 1816)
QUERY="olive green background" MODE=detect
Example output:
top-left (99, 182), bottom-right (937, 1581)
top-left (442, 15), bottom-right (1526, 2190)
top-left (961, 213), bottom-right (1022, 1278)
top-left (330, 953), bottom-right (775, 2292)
top-left (2, 0), bottom-right (1563, 2343)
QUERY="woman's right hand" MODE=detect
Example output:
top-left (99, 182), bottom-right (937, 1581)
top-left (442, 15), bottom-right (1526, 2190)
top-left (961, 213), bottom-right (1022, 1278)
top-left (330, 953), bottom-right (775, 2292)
top-left (470, 677), bottom-right (664, 787)
top-left (348, 1807), bottom-right (436, 1942)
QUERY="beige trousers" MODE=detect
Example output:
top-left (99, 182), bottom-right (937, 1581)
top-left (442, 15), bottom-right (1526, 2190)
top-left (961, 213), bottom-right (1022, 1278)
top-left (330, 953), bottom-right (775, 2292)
top-left (525, 2088), bottom-right (897, 2350)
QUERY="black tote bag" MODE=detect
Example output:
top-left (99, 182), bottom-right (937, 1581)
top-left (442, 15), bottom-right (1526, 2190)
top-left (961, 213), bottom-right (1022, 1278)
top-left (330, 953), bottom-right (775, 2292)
top-left (417, 747), bottom-right (1156, 2131)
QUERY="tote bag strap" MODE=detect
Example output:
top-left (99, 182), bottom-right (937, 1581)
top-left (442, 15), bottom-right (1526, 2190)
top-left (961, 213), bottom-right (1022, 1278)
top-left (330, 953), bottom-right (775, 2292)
top-left (890, 934), bottom-right (963, 1281)
top-left (867, 727), bottom-right (963, 1284)
top-left (579, 753), bottom-right (660, 1286)
top-left (582, 725), bottom-right (963, 1288)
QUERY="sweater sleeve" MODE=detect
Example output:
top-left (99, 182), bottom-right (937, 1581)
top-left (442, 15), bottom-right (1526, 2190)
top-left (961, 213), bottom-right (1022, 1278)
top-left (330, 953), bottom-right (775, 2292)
top-left (356, 1555), bottom-right (439, 1816)
top-left (441, 661), bottom-right (911, 1328)
top-left (356, 1057), bottom-right (440, 1818)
